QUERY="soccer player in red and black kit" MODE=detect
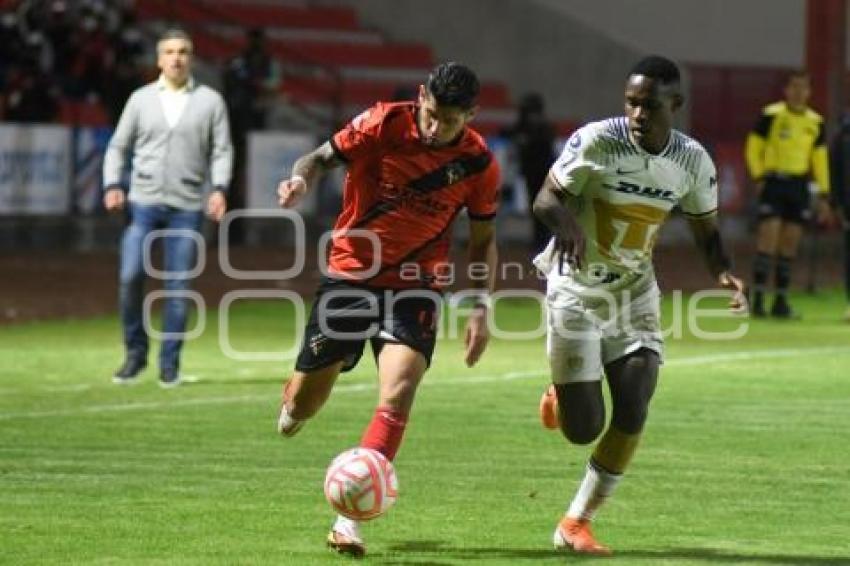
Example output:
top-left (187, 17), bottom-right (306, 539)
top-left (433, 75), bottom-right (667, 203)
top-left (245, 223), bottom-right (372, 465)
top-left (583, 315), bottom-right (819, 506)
top-left (275, 62), bottom-right (500, 557)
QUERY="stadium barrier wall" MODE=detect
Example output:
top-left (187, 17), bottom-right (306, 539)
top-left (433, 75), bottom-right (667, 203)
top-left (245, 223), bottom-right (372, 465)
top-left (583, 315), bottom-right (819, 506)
top-left (0, 124), bottom-right (753, 250)
top-left (0, 124), bottom-right (73, 215)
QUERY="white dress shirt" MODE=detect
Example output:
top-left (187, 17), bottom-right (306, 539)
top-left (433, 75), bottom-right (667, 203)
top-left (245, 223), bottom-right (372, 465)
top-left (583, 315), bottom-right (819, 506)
top-left (157, 75), bottom-right (194, 128)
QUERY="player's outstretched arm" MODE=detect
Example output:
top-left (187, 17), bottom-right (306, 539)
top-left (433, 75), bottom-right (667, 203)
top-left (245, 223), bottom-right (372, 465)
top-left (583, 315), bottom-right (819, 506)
top-left (532, 175), bottom-right (586, 270)
top-left (277, 141), bottom-right (345, 208)
top-left (687, 215), bottom-right (747, 313)
top-left (463, 220), bottom-right (497, 368)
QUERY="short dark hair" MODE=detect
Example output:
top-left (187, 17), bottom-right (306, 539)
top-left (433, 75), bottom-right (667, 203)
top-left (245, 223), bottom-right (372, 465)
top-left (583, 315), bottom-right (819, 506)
top-left (629, 55), bottom-right (680, 87)
top-left (426, 62), bottom-right (480, 109)
top-left (157, 28), bottom-right (193, 54)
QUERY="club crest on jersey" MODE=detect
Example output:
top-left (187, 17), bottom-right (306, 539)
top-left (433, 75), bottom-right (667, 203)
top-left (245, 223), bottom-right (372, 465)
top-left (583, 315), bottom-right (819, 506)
top-left (605, 181), bottom-right (676, 203)
top-left (445, 162), bottom-right (466, 185)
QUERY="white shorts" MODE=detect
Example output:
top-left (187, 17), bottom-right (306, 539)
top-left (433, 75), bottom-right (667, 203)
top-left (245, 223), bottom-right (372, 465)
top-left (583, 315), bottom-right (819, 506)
top-left (546, 284), bottom-right (663, 384)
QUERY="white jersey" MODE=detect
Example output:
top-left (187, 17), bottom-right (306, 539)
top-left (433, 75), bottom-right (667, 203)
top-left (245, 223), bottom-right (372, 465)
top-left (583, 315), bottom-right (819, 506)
top-left (534, 117), bottom-right (718, 301)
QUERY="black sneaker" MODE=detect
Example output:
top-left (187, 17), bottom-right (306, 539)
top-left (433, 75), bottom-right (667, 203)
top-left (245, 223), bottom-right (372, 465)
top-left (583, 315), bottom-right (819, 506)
top-left (770, 295), bottom-right (800, 320)
top-left (113, 357), bottom-right (146, 384)
top-left (159, 368), bottom-right (182, 389)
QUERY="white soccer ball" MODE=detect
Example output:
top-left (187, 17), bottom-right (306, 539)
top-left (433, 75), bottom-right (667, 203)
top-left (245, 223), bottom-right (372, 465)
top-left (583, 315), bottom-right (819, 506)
top-left (324, 447), bottom-right (398, 521)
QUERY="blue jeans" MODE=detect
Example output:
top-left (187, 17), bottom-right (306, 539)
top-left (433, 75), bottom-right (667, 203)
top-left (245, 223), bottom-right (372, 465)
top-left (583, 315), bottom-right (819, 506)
top-left (119, 203), bottom-right (204, 371)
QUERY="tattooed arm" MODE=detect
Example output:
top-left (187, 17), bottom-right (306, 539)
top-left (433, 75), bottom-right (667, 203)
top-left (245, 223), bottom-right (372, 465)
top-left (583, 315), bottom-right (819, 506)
top-left (277, 142), bottom-right (345, 208)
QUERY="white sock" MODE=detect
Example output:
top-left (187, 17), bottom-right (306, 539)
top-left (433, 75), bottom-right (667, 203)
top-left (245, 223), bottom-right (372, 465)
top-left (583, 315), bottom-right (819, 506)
top-left (276, 404), bottom-right (303, 436)
top-left (566, 460), bottom-right (622, 521)
top-left (332, 515), bottom-right (362, 541)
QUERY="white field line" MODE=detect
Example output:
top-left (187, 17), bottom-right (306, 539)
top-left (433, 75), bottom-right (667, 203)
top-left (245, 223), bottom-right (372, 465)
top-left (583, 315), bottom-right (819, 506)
top-left (662, 346), bottom-right (850, 367)
top-left (1, 346), bottom-right (848, 421)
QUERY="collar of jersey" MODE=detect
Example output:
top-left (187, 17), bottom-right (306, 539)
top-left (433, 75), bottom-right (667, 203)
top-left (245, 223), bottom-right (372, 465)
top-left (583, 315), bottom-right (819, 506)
top-left (628, 128), bottom-right (673, 158)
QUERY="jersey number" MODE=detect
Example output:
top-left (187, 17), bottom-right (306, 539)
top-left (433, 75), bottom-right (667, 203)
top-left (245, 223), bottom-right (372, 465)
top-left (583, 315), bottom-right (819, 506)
top-left (593, 198), bottom-right (668, 257)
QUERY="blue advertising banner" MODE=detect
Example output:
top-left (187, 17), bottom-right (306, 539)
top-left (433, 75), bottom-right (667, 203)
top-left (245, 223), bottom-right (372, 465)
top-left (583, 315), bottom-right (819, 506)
top-left (0, 124), bottom-right (72, 215)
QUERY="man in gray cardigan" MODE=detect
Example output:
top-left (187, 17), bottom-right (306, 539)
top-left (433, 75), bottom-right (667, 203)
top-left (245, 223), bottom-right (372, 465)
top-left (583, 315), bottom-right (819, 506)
top-left (103, 29), bottom-right (233, 387)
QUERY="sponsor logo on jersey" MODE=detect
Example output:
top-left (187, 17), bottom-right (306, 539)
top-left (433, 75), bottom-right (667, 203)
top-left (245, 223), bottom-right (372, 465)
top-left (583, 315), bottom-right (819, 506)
top-left (616, 166), bottom-right (645, 175)
top-left (445, 162), bottom-right (466, 185)
top-left (605, 181), bottom-right (676, 202)
top-left (382, 182), bottom-right (452, 214)
top-left (588, 263), bottom-right (623, 284)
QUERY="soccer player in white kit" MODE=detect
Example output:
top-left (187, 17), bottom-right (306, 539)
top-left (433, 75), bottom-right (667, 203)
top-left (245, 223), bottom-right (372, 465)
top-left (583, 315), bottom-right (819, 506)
top-left (533, 56), bottom-right (746, 555)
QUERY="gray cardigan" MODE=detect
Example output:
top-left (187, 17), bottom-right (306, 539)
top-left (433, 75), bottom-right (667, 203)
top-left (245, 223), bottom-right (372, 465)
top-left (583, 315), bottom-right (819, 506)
top-left (103, 79), bottom-right (233, 211)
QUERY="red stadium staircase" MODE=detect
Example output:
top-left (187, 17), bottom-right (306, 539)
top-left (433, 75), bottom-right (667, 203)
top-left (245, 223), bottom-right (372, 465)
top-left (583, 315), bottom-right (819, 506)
top-left (134, 0), bottom-right (519, 135)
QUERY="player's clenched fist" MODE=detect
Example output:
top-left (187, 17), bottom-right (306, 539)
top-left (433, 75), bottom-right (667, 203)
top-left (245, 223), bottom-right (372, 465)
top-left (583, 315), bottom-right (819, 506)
top-left (278, 175), bottom-right (307, 208)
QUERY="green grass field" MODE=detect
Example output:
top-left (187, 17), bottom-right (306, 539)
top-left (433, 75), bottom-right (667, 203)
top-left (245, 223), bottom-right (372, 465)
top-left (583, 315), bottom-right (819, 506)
top-left (2, 290), bottom-right (849, 565)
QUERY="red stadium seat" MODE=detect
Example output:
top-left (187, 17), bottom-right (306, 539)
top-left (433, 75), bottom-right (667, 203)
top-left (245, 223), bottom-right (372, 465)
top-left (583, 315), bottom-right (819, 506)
top-left (133, 0), bottom-right (545, 134)
top-left (135, 0), bottom-right (359, 30)
top-left (281, 77), bottom-right (512, 108)
top-left (58, 100), bottom-right (110, 127)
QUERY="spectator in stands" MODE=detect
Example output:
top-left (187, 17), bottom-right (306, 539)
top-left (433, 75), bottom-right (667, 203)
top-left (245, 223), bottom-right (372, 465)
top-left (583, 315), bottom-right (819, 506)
top-left (102, 29), bottom-right (233, 387)
top-left (504, 92), bottom-right (556, 254)
top-left (41, 1), bottom-right (75, 80)
top-left (224, 27), bottom-right (280, 135)
top-left (102, 5), bottom-right (145, 124)
top-left (65, 7), bottom-right (111, 100)
top-left (830, 111), bottom-right (850, 322)
top-left (110, 5), bottom-right (145, 61)
top-left (102, 55), bottom-right (144, 126)
top-left (2, 0), bottom-right (144, 125)
top-left (3, 61), bottom-right (59, 123)
top-left (0, 12), bottom-right (23, 68)
top-left (745, 71), bottom-right (831, 318)
top-left (223, 27), bottom-right (281, 242)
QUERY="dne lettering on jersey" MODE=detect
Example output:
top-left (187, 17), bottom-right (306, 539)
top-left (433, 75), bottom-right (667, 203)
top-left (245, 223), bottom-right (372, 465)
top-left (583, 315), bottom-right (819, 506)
top-left (606, 181), bottom-right (676, 203)
top-left (386, 183), bottom-right (451, 213)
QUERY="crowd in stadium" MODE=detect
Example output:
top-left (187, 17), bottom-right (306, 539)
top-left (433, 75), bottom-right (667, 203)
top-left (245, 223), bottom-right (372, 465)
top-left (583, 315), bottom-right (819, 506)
top-left (0, 0), bottom-right (145, 123)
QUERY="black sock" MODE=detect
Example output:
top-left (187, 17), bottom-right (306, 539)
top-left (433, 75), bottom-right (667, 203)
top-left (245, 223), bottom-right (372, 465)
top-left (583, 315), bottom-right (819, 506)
top-left (752, 252), bottom-right (771, 300)
top-left (775, 255), bottom-right (793, 296)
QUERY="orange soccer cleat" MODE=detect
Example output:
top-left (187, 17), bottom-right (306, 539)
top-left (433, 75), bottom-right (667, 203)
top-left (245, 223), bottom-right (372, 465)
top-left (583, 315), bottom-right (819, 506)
top-left (539, 384), bottom-right (560, 430)
top-left (553, 517), bottom-right (612, 556)
top-left (326, 528), bottom-right (366, 558)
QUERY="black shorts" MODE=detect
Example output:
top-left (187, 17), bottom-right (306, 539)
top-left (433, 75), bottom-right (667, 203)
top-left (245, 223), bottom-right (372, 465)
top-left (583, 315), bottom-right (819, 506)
top-left (757, 175), bottom-right (812, 224)
top-left (295, 277), bottom-right (442, 373)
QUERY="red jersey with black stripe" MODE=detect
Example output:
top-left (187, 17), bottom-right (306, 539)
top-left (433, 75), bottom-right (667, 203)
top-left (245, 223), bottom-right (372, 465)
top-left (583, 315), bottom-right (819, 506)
top-left (328, 101), bottom-right (500, 289)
